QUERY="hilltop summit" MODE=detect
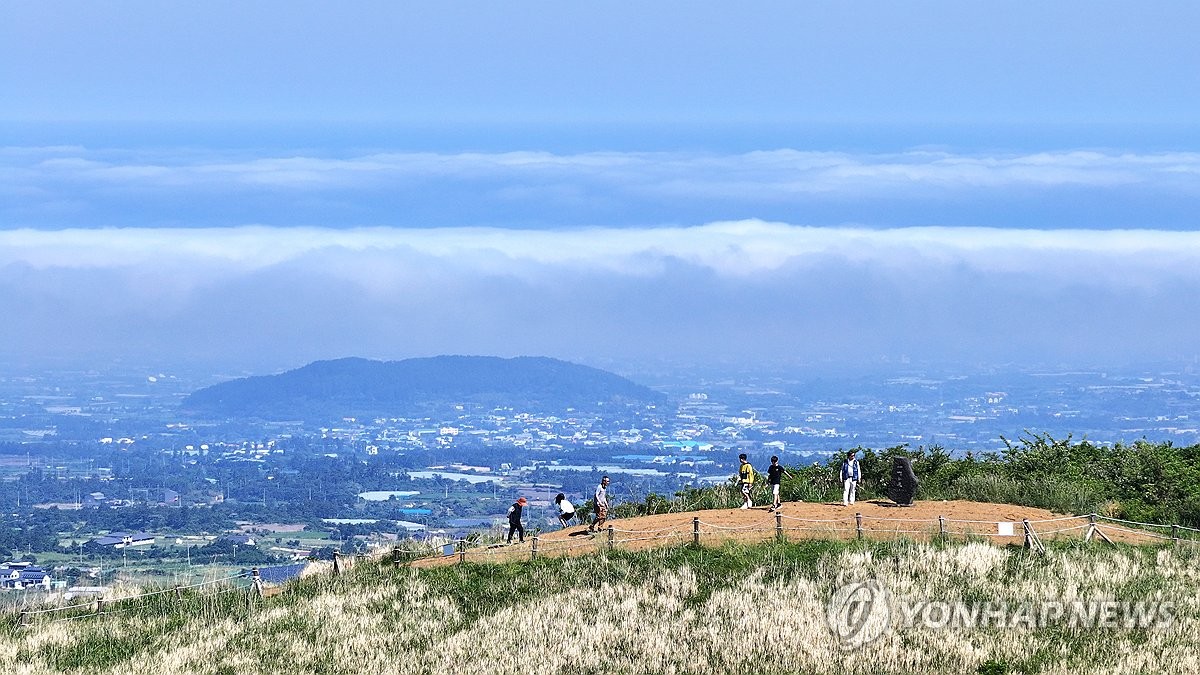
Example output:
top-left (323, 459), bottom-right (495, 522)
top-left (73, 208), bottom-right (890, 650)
top-left (181, 355), bottom-right (662, 419)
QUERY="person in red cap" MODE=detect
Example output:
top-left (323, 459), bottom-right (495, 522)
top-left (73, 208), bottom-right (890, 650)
top-left (507, 496), bottom-right (527, 544)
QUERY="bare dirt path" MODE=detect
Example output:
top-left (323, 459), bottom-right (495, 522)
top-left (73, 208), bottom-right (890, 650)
top-left (411, 499), bottom-right (1159, 567)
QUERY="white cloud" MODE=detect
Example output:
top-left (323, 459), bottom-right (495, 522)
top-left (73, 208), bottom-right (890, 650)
top-left (6, 147), bottom-right (1200, 197)
top-left (7, 146), bottom-right (1199, 233)
top-left (0, 220), bottom-right (1194, 370)
top-left (4, 223), bottom-right (1200, 369)
top-left (2, 221), bottom-right (1199, 281)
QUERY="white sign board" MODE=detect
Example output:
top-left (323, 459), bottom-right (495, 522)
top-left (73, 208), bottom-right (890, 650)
top-left (997, 522), bottom-right (1015, 536)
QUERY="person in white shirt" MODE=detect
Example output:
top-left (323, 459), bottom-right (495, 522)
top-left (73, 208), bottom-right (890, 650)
top-left (840, 450), bottom-right (861, 506)
top-left (554, 492), bottom-right (576, 529)
top-left (587, 476), bottom-right (611, 533)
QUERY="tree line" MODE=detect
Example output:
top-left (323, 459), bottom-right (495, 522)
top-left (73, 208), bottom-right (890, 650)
top-left (614, 434), bottom-right (1200, 528)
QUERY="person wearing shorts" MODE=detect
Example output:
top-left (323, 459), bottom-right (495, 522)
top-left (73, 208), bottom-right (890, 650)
top-left (738, 454), bottom-right (755, 509)
top-left (555, 492), bottom-right (576, 529)
top-left (588, 476), bottom-right (610, 533)
top-left (767, 455), bottom-right (790, 512)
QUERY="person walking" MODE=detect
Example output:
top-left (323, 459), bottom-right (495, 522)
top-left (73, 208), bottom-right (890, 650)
top-left (767, 455), bottom-right (792, 512)
top-left (507, 496), bottom-right (527, 544)
top-left (840, 451), bottom-right (861, 507)
top-left (738, 453), bottom-right (755, 509)
top-left (587, 476), bottom-right (610, 533)
top-left (554, 492), bottom-right (576, 529)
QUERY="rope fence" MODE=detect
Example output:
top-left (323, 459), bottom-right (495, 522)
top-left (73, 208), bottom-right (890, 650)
top-left (413, 508), bottom-right (1200, 568)
top-left (12, 571), bottom-right (249, 629)
top-left (778, 515), bottom-right (847, 524)
top-left (1095, 515), bottom-right (1200, 536)
top-left (16, 509), bottom-right (1196, 628)
top-left (10, 548), bottom-right (390, 630)
top-left (1093, 523), bottom-right (1177, 542)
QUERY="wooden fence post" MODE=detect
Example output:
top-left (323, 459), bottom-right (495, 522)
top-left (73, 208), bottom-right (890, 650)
top-left (855, 513), bottom-right (863, 540)
top-left (1084, 514), bottom-right (1114, 546)
top-left (607, 525), bottom-right (614, 551)
top-left (775, 512), bottom-right (784, 542)
top-left (18, 611), bottom-right (27, 629)
top-left (1022, 519), bottom-right (1047, 554)
top-left (333, 552), bottom-right (341, 576)
top-left (392, 545), bottom-right (401, 565)
top-left (174, 585), bottom-right (182, 601)
top-left (692, 517), bottom-right (700, 547)
top-left (458, 540), bottom-right (466, 564)
top-left (531, 536), bottom-right (539, 560)
top-left (251, 567), bottom-right (263, 599)
top-left (938, 515), bottom-right (946, 538)
top-left (96, 598), bottom-right (105, 616)
top-left (1172, 525), bottom-right (1180, 543)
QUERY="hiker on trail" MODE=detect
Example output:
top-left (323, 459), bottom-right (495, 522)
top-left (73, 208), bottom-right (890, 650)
top-left (767, 455), bottom-right (792, 512)
top-left (588, 476), bottom-right (610, 533)
top-left (738, 453), bottom-right (755, 509)
top-left (555, 492), bottom-right (576, 529)
top-left (841, 451), bottom-right (861, 507)
top-left (507, 497), bottom-right (527, 544)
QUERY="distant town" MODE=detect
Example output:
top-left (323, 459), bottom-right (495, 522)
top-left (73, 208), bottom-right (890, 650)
top-left (3, 359), bottom-right (1200, 599)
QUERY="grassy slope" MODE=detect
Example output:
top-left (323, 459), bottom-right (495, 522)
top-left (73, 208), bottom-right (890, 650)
top-left (4, 538), bottom-right (1200, 675)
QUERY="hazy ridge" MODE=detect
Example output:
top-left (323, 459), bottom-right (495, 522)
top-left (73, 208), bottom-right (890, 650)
top-left (182, 355), bottom-right (663, 419)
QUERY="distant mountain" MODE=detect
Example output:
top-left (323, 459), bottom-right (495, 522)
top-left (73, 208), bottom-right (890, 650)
top-left (181, 356), bottom-right (663, 419)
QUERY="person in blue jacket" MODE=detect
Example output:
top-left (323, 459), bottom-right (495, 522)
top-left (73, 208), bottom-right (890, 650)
top-left (840, 450), bottom-right (861, 506)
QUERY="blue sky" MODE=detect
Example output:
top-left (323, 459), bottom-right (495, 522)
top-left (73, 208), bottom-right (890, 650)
top-left (2, 2), bottom-right (1199, 372)
top-left (4, 2), bottom-right (1198, 128)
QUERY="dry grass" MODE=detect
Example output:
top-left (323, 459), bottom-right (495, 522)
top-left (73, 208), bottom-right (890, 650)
top-left (3, 539), bottom-right (1199, 674)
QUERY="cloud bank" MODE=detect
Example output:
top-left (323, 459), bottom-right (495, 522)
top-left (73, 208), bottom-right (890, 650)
top-left (2, 222), bottom-right (1198, 370)
top-left (12, 147), bottom-right (1199, 192)
top-left (4, 147), bottom-right (1200, 230)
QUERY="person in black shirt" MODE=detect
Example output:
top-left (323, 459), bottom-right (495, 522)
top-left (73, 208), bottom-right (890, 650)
top-left (766, 455), bottom-right (793, 512)
top-left (507, 497), bottom-right (527, 544)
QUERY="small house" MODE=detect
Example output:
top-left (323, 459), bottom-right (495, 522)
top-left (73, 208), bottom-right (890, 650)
top-left (0, 563), bottom-right (51, 591)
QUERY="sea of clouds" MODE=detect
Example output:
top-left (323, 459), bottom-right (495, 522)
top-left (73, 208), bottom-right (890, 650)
top-left (3, 145), bottom-right (1199, 369)
top-left (2, 220), bottom-right (1198, 370)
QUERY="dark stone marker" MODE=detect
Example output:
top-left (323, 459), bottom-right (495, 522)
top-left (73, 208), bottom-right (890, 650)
top-left (887, 457), bottom-right (919, 505)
